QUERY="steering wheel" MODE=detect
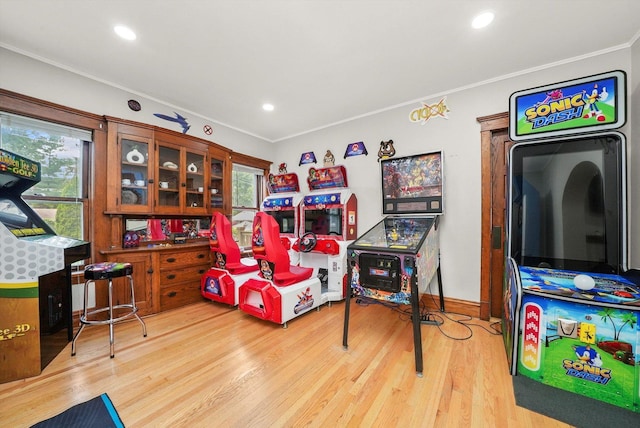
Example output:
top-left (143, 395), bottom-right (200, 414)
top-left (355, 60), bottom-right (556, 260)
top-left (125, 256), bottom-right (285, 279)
top-left (299, 232), bottom-right (318, 253)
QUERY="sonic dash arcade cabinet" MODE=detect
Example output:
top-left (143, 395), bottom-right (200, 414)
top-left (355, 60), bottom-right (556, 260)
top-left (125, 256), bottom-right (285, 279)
top-left (503, 70), bottom-right (640, 414)
top-left (0, 149), bottom-right (90, 383)
top-left (343, 151), bottom-right (444, 377)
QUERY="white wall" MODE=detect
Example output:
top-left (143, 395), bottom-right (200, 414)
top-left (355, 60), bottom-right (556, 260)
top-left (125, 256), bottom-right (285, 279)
top-left (273, 49), bottom-right (636, 303)
top-left (0, 47), bottom-right (274, 162)
top-left (1, 45), bottom-right (637, 304)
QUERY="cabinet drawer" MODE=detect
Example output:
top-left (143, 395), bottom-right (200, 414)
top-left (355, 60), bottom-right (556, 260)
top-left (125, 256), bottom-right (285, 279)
top-left (159, 281), bottom-right (202, 312)
top-left (160, 250), bottom-right (209, 267)
top-left (160, 264), bottom-right (209, 287)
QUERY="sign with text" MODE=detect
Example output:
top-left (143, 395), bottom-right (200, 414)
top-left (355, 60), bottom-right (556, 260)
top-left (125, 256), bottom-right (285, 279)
top-left (509, 70), bottom-right (626, 141)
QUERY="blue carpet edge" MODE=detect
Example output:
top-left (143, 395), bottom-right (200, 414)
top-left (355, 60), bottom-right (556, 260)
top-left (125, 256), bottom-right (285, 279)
top-left (100, 393), bottom-right (125, 428)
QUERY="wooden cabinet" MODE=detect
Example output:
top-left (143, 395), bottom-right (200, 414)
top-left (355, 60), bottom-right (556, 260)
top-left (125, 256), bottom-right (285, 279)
top-left (101, 243), bottom-right (211, 315)
top-left (100, 117), bottom-right (238, 315)
top-left (158, 247), bottom-right (211, 312)
top-left (104, 251), bottom-right (154, 316)
top-left (104, 117), bottom-right (231, 216)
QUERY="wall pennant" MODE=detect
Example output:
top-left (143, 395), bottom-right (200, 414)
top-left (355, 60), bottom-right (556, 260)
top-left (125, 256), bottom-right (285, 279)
top-left (153, 112), bottom-right (191, 134)
top-left (409, 96), bottom-right (450, 125)
top-left (344, 141), bottom-right (368, 158)
top-left (299, 151), bottom-right (317, 166)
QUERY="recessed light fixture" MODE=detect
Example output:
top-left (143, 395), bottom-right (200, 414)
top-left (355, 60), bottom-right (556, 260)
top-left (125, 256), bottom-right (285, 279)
top-left (262, 103), bottom-right (275, 112)
top-left (114, 25), bottom-right (136, 41)
top-left (471, 11), bottom-right (494, 29)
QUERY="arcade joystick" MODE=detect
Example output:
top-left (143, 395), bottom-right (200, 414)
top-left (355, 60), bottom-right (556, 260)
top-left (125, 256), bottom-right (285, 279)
top-left (574, 274), bottom-right (595, 291)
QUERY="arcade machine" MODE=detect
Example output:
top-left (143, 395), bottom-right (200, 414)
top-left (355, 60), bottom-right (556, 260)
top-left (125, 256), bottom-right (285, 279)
top-left (262, 172), bottom-right (304, 265)
top-left (0, 149), bottom-right (90, 383)
top-left (503, 70), bottom-right (640, 413)
top-left (201, 212), bottom-right (259, 306)
top-left (238, 212), bottom-right (322, 327)
top-left (343, 151), bottom-right (444, 376)
top-left (296, 165), bottom-right (357, 303)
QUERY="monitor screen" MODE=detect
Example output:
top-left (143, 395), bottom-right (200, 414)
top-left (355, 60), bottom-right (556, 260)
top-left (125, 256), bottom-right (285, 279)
top-left (381, 151), bottom-right (443, 215)
top-left (264, 210), bottom-right (297, 234)
top-left (303, 208), bottom-right (343, 236)
top-left (0, 196), bottom-right (53, 236)
top-left (508, 132), bottom-right (625, 274)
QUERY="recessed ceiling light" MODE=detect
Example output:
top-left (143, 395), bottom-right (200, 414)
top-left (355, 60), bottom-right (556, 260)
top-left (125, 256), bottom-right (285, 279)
top-left (472, 11), bottom-right (494, 29)
top-left (262, 103), bottom-right (275, 112)
top-left (114, 25), bottom-right (136, 41)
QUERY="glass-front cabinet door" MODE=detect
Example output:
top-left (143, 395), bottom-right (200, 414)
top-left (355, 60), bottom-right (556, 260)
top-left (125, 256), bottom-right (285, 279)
top-left (209, 147), bottom-right (227, 212)
top-left (118, 132), bottom-right (154, 213)
top-left (184, 148), bottom-right (208, 214)
top-left (156, 142), bottom-right (182, 214)
top-left (155, 139), bottom-right (210, 215)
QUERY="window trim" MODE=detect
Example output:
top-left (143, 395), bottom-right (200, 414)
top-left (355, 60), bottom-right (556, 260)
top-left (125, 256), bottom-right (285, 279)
top-left (230, 153), bottom-right (270, 249)
top-left (0, 89), bottom-right (105, 262)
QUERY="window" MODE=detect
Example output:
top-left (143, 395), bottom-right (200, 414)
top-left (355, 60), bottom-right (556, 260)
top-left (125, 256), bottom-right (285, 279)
top-left (0, 112), bottom-right (91, 242)
top-left (231, 163), bottom-right (265, 248)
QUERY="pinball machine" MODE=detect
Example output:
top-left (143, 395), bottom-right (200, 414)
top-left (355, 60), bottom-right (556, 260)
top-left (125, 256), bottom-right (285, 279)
top-left (342, 151), bottom-right (444, 376)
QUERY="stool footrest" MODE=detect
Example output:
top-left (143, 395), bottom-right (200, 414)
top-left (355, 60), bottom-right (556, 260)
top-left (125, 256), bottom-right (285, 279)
top-left (80, 304), bottom-right (140, 325)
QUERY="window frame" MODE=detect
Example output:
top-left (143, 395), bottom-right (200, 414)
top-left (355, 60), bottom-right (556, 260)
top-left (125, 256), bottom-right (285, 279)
top-left (1, 112), bottom-right (92, 242)
top-left (230, 153), bottom-right (271, 249)
top-left (0, 89), bottom-right (105, 262)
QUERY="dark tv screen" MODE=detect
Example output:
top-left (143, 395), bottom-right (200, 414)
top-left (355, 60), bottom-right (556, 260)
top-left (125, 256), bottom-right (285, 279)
top-left (508, 132), bottom-right (625, 274)
top-left (264, 210), bottom-right (296, 234)
top-left (303, 208), bottom-right (343, 236)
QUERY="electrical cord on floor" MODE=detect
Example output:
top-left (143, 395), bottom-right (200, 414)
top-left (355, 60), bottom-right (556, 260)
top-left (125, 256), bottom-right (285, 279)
top-left (423, 280), bottom-right (503, 339)
top-left (354, 287), bottom-right (502, 341)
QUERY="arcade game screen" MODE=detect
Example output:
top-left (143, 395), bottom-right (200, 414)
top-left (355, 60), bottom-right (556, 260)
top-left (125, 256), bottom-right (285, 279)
top-left (266, 210), bottom-right (296, 234)
top-left (303, 208), bottom-right (343, 236)
top-left (0, 197), bottom-right (51, 236)
top-left (381, 151), bottom-right (442, 215)
top-left (509, 133), bottom-right (625, 274)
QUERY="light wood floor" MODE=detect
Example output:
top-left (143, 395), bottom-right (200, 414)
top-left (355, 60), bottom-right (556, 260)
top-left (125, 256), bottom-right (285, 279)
top-left (0, 300), bottom-right (571, 427)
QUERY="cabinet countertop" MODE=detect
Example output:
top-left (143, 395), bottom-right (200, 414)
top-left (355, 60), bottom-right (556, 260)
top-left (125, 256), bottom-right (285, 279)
top-left (100, 241), bottom-right (210, 255)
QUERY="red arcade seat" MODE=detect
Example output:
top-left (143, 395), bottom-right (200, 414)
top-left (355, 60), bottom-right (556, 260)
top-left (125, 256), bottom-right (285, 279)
top-left (209, 212), bottom-right (258, 275)
top-left (252, 212), bottom-right (313, 286)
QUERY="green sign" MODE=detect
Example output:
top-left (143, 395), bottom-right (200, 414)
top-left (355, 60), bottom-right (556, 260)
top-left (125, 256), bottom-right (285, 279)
top-left (0, 148), bottom-right (41, 181)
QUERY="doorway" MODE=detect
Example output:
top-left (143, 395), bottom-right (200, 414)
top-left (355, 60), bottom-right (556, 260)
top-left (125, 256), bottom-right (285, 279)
top-left (477, 112), bottom-right (513, 320)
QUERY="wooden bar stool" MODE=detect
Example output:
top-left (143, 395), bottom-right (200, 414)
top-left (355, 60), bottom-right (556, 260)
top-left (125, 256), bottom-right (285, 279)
top-left (71, 262), bottom-right (147, 358)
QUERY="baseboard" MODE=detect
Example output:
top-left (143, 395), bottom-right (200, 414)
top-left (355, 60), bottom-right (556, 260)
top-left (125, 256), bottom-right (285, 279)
top-left (420, 294), bottom-right (481, 318)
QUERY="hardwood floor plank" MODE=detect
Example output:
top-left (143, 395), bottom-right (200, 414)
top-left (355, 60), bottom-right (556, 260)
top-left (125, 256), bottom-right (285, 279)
top-left (0, 301), bottom-right (572, 427)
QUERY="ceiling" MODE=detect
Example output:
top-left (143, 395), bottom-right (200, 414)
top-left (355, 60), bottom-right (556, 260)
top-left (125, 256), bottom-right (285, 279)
top-left (1, 1), bottom-right (639, 143)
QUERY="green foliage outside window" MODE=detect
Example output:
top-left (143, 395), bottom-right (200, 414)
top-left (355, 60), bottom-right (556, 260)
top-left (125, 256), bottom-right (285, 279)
top-left (0, 113), bottom-right (87, 240)
top-left (231, 167), bottom-right (263, 247)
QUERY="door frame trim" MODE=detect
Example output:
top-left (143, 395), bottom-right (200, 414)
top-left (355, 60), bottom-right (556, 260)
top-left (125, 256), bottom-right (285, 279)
top-left (477, 112), bottom-right (509, 320)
